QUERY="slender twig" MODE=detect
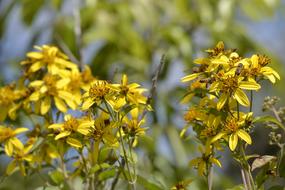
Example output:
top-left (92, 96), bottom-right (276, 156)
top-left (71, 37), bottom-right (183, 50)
top-left (141, 54), bottom-right (166, 119)
top-left (55, 34), bottom-right (79, 64)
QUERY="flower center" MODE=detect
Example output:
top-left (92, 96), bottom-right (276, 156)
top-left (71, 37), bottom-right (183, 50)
top-left (63, 118), bottom-right (79, 131)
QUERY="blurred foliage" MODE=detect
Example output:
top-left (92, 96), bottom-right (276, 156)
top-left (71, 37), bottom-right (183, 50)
top-left (0, 0), bottom-right (284, 189)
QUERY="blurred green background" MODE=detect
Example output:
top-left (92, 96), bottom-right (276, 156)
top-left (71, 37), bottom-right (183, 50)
top-left (0, 0), bottom-right (285, 189)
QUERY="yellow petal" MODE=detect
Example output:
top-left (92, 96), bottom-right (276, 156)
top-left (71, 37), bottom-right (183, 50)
top-left (58, 91), bottom-right (77, 109)
top-left (66, 137), bottom-right (82, 148)
top-left (29, 91), bottom-right (41, 101)
top-left (29, 61), bottom-right (44, 73)
top-left (77, 127), bottom-right (90, 136)
top-left (29, 80), bottom-right (44, 87)
top-left (48, 123), bottom-right (64, 129)
top-left (8, 103), bottom-right (21, 120)
top-left (237, 129), bottom-right (252, 145)
top-left (210, 157), bottom-right (222, 168)
top-left (82, 98), bottom-right (95, 110)
top-left (65, 99), bottom-right (77, 110)
top-left (6, 160), bottom-right (17, 175)
top-left (251, 54), bottom-right (259, 68)
top-left (181, 73), bottom-right (200, 82)
top-left (55, 131), bottom-right (71, 140)
top-left (229, 133), bottom-right (238, 151)
top-left (27, 52), bottom-right (43, 59)
top-left (211, 132), bottom-right (227, 143)
top-left (122, 74), bottom-right (128, 86)
top-left (239, 81), bottom-right (260, 90)
top-left (41, 96), bottom-right (51, 115)
top-left (54, 97), bottom-right (67, 113)
top-left (5, 141), bottom-right (14, 156)
top-left (266, 74), bottom-right (276, 84)
top-left (194, 58), bottom-right (210, 64)
top-left (10, 137), bottom-right (24, 150)
top-left (233, 88), bottom-right (249, 107)
top-left (56, 78), bottom-right (70, 89)
top-left (13, 128), bottom-right (29, 134)
top-left (217, 93), bottom-right (228, 110)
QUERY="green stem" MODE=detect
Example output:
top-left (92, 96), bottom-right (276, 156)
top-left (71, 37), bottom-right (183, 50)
top-left (239, 144), bottom-right (255, 190)
top-left (207, 164), bottom-right (213, 190)
top-left (119, 128), bottom-right (136, 190)
top-left (127, 137), bottom-right (137, 185)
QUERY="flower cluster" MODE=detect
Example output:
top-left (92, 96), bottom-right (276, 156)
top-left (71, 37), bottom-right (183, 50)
top-left (181, 42), bottom-right (280, 176)
top-left (0, 45), bottom-right (149, 188)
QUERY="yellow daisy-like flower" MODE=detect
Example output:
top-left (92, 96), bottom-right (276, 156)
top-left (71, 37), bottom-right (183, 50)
top-left (6, 144), bottom-right (33, 176)
top-left (211, 112), bottom-right (252, 151)
top-left (210, 72), bottom-right (260, 109)
top-left (243, 54), bottom-right (280, 83)
top-left (88, 112), bottom-right (118, 146)
top-left (0, 126), bottom-right (29, 156)
top-left (21, 45), bottom-right (77, 75)
top-left (0, 85), bottom-right (22, 121)
top-left (28, 74), bottom-right (78, 114)
top-left (189, 144), bottom-right (221, 176)
top-left (108, 74), bottom-right (147, 107)
top-left (81, 80), bottom-right (111, 110)
top-left (48, 115), bottom-right (91, 148)
top-left (122, 108), bottom-right (147, 137)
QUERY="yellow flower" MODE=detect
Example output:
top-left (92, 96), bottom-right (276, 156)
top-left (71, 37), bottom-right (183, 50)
top-left (0, 85), bottom-right (23, 121)
top-left (122, 108), bottom-right (147, 138)
top-left (32, 143), bottom-right (59, 164)
top-left (210, 72), bottom-right (260, 109)
top-left (108, 74), bottom-right (147, 108)
top-left (211, 113), bottom-right (252, 151)
top-left (0, 126), bottom-right (29, 156)
top-left (21, 45), bottom-right (77, 75)
top-left (28, 74), bottom-right (78, 114)
top-left (82, 80), bottom-right (111, 110)
top-left (189, 144), bottom-right (221, 176)
top-left (6, 144), bottom-right (33, 176)
top-left (243, 54), bottom-right (280, 83)
top-left (48, 115), bottom-right (91, 148)
top-left (87, 113), bottom-right (118, 146)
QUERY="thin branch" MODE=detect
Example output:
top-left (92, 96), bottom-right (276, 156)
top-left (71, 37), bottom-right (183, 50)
top-left (141, 54), bottom-right (166, 119)
top-left (55, 34), bottom-right (79, 64)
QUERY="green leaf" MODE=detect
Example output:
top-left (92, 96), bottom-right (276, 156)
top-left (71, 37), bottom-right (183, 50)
top-left (98, 168), bottom-right (116, 181)
top-left (89, 163), bottom-right (111, 175)
top-left (136, 175), bottom-right (164, 190)
top-left (49, 170), bottom-right (65, 185)
top-left (255, 164), bottom-right (270, 189)
top-left (251, 155), bottom-right (276, 171)
top-left (226, 184), bottom-right (245, 190)
top-left (253, 116), bottom-right (285, 130)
